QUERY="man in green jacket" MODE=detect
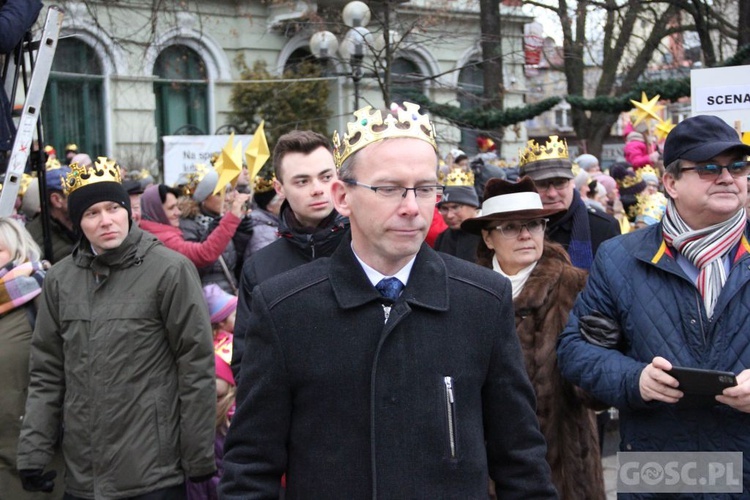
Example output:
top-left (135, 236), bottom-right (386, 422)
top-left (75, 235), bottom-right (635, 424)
top-left (17, 158), bottom-right (217, 499)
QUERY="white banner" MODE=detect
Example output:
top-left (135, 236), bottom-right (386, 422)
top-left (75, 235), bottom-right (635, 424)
top-left (691, 66), bottom-right (750, 130)
top-left (162, 135), bottom-right (253, 186)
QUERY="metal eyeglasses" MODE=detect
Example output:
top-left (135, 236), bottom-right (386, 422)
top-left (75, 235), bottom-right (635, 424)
top-left (491, 218), bottom-right (548, 239)
top-left (344, 180), bottom-right (445, 201)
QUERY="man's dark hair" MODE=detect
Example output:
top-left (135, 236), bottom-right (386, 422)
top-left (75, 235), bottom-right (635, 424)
top-left (272, 130), bottom-right (332, 182)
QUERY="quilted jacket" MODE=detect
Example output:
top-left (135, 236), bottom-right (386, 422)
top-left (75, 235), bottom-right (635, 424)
top-left (558, 222), bottom-right (750, 498)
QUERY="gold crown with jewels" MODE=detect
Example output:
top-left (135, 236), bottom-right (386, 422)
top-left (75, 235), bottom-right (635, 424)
top-left (332, 102), bottom-right (438, 168)
top-left (64, 156), bottom-right (122, 196)
top-left (519, 135), bottom-right (569, 167)
top-left (439, 168), bottom-right (475, 187)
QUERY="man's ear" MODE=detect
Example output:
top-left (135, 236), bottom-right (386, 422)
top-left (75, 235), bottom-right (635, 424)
top-left (49, 191), bottom-right (64, 209)
top-left (662, 172), bottom-right (678, 200)
top-left (273, 178), bottom-right (284, 197)
top-left (331, 180), bottom-right (351, 217)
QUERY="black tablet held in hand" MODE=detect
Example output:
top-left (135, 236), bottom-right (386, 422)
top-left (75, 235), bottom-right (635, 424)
top-left (667, 366), bottom-right (737, 395)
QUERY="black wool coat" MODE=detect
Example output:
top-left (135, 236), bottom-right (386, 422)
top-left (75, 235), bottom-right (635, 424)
top-left (221, 241), bottom-right (556, 499)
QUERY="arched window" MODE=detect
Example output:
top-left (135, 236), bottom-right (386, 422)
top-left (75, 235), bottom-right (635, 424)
top-left (154, 45), bottom-right (208, 153)
top-left (42, 37), bottom-right (105, 157)
top-left (458, 60), bottom-right (483, 154)
top-left (391, 56), bottom-right (423, 105)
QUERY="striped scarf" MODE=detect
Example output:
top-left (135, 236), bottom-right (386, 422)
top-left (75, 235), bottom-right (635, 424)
top-left (0, 261), bottom-right (45, 316)
top-left (662, 200), bottom-right (746, 318)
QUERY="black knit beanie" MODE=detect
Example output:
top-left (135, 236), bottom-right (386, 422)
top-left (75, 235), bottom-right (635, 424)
top-left (68, 182), bottom-right (132, 231)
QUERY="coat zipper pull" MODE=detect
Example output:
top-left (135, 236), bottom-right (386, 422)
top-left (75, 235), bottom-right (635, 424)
top-left (444, 376), bottom-right (456, 458)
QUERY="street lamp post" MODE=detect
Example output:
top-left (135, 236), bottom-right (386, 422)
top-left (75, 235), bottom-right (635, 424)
top-left (309, 1), bottom-right (372, 110)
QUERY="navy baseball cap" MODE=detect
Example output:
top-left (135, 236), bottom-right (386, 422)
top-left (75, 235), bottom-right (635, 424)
top-left (663, 115), bottom-right (750, 166)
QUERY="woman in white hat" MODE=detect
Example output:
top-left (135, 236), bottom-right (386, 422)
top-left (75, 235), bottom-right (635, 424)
top-left (462, 176), bottom-right (604, 500)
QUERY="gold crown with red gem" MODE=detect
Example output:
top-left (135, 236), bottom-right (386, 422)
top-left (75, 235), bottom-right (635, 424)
top-left (64, 156), bottom-right (122, 196)
top-left (332, 102), bottom-right (438, 168)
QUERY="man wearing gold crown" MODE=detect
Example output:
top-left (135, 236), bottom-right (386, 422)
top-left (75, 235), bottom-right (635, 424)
top-left (221, 103), bottom-right (555, 498)
top-left (17, 158), bottom-right (217, 498)
top-left (559, 115), bottom-right (750, 498)
top-left (433, 167), bottom-right (481, 262)
top-left (519, 136), bottom-right (620, 270)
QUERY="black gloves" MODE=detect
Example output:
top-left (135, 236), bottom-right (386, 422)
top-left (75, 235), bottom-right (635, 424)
top-left (19, 469), bottom-right (56, 493)
top-left (579, 311), bottom-right (624, 350)
top-left (189, 472), bottom-right (216, 483)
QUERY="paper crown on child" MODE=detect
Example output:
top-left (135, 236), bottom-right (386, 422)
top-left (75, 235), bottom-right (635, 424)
top-left (332, 102), bottom-right (438, 168)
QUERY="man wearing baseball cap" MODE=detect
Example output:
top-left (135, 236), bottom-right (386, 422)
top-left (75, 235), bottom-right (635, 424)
top-left (558, 115), bottom-right (750, 497)
top-left (17, 158), bottom-right (217, 498)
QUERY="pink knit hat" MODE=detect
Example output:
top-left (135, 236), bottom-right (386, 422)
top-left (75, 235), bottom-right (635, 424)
top-left (202, 284), bottom-right (238, 324)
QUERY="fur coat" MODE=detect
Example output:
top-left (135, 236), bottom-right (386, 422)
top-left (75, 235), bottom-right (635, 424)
top-left (512, 243), bottom-right (605, 500)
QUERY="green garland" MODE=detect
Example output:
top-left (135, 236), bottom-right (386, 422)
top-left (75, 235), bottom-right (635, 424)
top-left (406, 44), bottom-right (750, 128)
top-left (405, 91), bottom-right (561, 129)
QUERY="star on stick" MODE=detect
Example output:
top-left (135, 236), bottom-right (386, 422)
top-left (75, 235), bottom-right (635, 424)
top-left (655, 118), bottom-right (675, 141)
top-left (630, 92), bottom-right (663, 126)
top-left (245, 121), bottom-right (270, 179)
top-left (214, 132), bottom-right (243, 195)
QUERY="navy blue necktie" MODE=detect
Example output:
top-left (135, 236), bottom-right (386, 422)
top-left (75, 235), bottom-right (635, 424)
top-left (376, 277), bottom-right (403, 303)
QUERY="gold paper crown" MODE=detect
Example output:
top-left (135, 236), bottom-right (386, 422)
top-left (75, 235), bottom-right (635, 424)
top-left (332, 102), bottom-right (438, 168)
top-left (438, 168), bottom-right (475, 187)
top-left (636, 165), bottom-right (659, 183)
top-left (64, 156), bottom-right (123, 196)
top-left (253, 174), bottom-right (275, 193)
top-left (519, 135), bottom-right (569, 167)
top-left (634, 192), bottom-right (667, 223)
top-left (617, 173), bottom-right (642, 190)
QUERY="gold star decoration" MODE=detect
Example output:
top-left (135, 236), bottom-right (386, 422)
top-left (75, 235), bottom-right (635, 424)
top-left (655, 118), bottom-right (675, 141)
top-left (630, 92), bottom-right (664, 126)
top-left (245, 121), bottom-right (270, 179)
top-left (213, 132), bottom-right (243, 195)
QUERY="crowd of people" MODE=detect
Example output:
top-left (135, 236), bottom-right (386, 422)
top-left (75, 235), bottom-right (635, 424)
top-left (1, 98), bottom-right (750, 499)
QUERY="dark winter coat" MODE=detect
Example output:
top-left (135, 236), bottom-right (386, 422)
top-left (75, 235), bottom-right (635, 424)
top-left (546, 200), bottom-right (621, 258)
top-left (220, 240), bottom-right (556, 499)
top-left (242, 208), bottom-right (280, 261)
top-left (25, 215), bottom-right (76, 265)
top-left (433, 227), bottom-right (481, 263)
top-left (1, 302), bottom-right (65, 499)
top-left (558, 223), bottom-right (750, 498)
top-left (0, 0), bottom-right (42, 152)
top-left (17, 226), bottom-right (217, 498)
top-left (181, 212), bottom-right (239, 294)
top-left (231, 203), bottom-right (349, 380)
top-left (510, 243), bottom-right (604, 499)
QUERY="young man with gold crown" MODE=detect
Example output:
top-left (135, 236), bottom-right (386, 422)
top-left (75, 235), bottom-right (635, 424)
top-left (519, 136), bottom-right (620, 270)
top-left (221, 103), bottom-right (556, 498)
top-left (16, 158), bottom-right (217, 499)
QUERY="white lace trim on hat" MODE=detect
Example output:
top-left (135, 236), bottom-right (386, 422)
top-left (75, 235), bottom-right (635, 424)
top-left (481, 192), bottom-right (543, 216)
